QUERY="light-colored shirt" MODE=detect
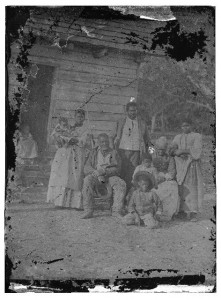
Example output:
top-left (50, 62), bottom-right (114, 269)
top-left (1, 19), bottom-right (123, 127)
top-left (172, 132), bottom-right (202, 185)
top-left (119, 117), bottom-right (140, 151)
top-left (17, 132), bottom-right (38, 159)
top-left (172, 132), bottom-right (202, 160)
top-left (96, 149), bottom-right (111, 170)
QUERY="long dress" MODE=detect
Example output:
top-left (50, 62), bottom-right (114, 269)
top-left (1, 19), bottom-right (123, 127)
top-left (16, 132), bottom-right (38, 163)
top-left (15, 132), bottom-right (38, 186)
top-left (46, 122), bottom-right (90, 208)
top-left (172, 132), bottom-right (204, 213)
top-left (152, 154), bottom-right (179, 220)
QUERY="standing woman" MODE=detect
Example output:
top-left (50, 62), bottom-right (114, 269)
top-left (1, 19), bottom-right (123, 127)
top-left (171, 119), bottom-right (204, 221)
top-left (152, 137), bottom-right (179, 221)
top-left (47, 109), bottom-right (92, 209)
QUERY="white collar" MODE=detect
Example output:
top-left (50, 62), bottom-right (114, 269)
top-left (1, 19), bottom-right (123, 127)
top-left (127, 116), bottom-right (137, 122)
top-left (97, 147), bottom-right (111, 155)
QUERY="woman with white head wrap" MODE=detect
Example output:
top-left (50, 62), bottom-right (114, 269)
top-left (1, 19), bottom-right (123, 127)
top-left (152, 136), bottom-right (180, 221)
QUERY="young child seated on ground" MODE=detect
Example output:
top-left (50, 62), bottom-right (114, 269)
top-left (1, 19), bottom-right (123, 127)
top-left (123, 171), bottom-right (163, 228)
top-left (126, 153), bottom-right (157, 204)
top-left (16, 124), bottom-right (38, 165)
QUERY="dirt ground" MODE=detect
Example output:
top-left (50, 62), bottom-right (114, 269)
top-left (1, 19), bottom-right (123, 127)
top-left (6, 135), bottom-right (216, 286)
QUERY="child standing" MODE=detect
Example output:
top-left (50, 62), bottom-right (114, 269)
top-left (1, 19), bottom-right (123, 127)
top-left (15, 124), bottom-right (38, 187)
top-left (123, 171), bottom-right (162, 228)
top-left (16, 124), bottom-right (38, 165)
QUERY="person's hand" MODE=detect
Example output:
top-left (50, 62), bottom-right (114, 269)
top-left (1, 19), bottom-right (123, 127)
top-left (97, 168), bottom-right (106, 176)
top-left (114, 138), bottom-right (120, 147)
top-left (157, 175), bottom-right (165, 184)
top-left (98, 175), bottom-right (106, 183)
top-left (158, 172), bottom-right (165, 177)
top-left (168, 144), bottom-right (178, 156)
top-left (157, 172), bottom-right (165, 182)
top-left (78, 140), bottom-right (84, 147)
top-left (56, 138), bottom-right (63, 148)
top-left (155, 211), bottom-right (162, 221)
top-left (165, 173), bottom-right (172, 181)
top-left (68, 138), bottom-right (79, 145)
top-left (88, 134), bottom-right (93, 140)
top-left (180, 154), bottom-right (189, 160)
top-left (174, 149), bottom-right (189, 160)
top-left (93, 168), bottom-right (106, 177)
top-left (134, 212), bottom-right (142, 226)
top-left (174, 149), bottom-right (183, 156)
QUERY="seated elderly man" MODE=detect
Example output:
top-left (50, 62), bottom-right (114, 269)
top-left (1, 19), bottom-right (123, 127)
top-left (82, 133), bottom-right (126, 219)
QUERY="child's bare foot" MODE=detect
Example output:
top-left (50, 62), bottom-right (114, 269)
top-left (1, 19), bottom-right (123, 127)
top-left (190, 212), bottom-right (198, 222)
top-left (185, 212), bottom-right (198, 221)
top-left (151, 223), bottom-right (162, 229)
top-left (186, 212), bottom-right (191, 220)
top-left (136, 219), bottom-right (145, 227)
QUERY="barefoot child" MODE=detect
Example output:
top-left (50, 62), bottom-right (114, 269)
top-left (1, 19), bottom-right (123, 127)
top-left (123, 171), bottom-right (162, 228)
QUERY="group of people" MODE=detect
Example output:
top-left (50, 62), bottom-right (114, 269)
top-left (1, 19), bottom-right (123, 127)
top-left (46, 101), bottom-right (204, 227)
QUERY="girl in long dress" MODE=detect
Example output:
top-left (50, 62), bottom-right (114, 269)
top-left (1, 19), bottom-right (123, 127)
top-left (47, 110), bottom-right (92, 209)
top-left (16, 124), bottom-right (38, 164)
top-left (170, 119), bottom-right (204, 221)
top-left (15, 124), bottom-right (38, 186)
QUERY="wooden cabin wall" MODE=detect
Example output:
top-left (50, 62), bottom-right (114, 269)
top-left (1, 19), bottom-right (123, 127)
top-left (24, 14), bottom-right (164, 54)
top-left (10, 41), bottom-right (139, 154)
top-left (9, 13), bottom-right (165, 155)
top-left (8, 12), bottom-right (214, 158)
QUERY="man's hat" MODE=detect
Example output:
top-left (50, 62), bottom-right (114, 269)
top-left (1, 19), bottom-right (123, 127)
top-left (126, 97), bottom-right (137, 111)
top-left (130, 97), bottom-right (136, 102)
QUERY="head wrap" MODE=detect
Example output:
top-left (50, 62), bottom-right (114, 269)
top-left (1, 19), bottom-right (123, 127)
top-left (141, 152), bottom-right (152, 161)
top-left (155, 136), bottom-right (168, 150)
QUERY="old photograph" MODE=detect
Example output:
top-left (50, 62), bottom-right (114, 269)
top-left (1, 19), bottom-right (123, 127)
top-left (5, 5), bottom-right (215, 292)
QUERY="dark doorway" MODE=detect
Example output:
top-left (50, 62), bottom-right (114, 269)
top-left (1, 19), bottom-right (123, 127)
top-left (20, 64), bottom-right (55, 159)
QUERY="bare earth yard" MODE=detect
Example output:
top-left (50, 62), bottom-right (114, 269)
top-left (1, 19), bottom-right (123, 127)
top-left (6, 135), bottom-right (216, 287)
